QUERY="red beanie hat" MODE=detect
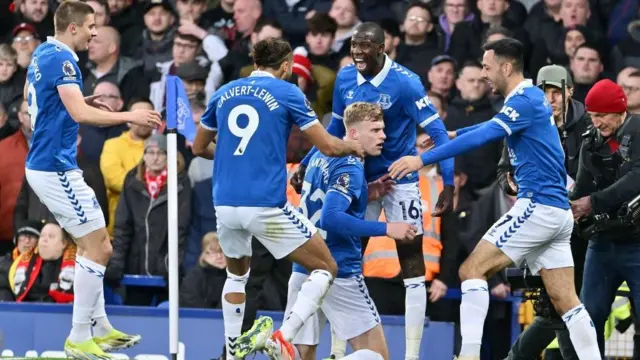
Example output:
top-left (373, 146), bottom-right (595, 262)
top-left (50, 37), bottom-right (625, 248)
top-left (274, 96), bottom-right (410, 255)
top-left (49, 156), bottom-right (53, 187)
top-left (585, 79), bottom-right (627, 113)
top-left (292, 47), bottom-right (313, 84)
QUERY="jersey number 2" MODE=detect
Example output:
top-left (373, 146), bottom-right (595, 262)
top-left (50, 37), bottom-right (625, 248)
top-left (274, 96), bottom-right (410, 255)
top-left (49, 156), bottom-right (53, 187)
top-left (299, 181), bottom-right (328, 239)
top-left (228, 104), bottom-right (259, 156)
top-left (27, 83), bottom-right (38, 131)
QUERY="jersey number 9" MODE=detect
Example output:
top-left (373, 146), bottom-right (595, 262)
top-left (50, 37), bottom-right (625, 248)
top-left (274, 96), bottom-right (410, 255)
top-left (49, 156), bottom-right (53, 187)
top-left (228, 104), bottom-right (259, 156)
top-left (299, 181), bottom-right (328, 239)
top-left (27, 83), bottom-right (38, 131)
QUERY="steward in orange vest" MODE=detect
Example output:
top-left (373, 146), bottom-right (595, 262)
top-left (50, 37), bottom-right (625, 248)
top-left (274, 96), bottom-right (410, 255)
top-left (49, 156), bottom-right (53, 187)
top-left (363, 174), bottom-right (449, 282)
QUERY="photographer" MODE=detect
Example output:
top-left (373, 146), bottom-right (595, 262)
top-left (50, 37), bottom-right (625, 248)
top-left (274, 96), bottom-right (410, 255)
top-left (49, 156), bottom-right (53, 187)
top-left (499, 65), bottom-right (590, 360)
top-left (570, 79), bottom-right (640, 357)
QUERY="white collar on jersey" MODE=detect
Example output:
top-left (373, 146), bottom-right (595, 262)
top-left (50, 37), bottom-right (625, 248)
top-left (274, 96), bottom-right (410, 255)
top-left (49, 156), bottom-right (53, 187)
top-left (504, 79), bottom-right (534, 102)
top-left (249, 70), bottom-right (276, 78)
top-left (356, 54), bottom-right (393, 88)
top-left (46, 36), bottom-right (79, 61)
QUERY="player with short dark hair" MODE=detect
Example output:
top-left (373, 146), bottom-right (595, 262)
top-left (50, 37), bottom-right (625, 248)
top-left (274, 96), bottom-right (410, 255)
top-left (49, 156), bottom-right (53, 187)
top-left (24, 0), bottom-right (161, 358)
top-left (389, 37), bottom-right (600, 360)
top-left (192, 37), bottom-right (365, 360)
top-left (291, 21), bottom-right (455, 360)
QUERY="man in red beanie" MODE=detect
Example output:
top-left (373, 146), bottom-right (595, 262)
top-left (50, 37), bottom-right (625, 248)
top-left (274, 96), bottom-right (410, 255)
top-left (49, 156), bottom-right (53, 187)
top-left (570, 78), bottom-right (640, 357)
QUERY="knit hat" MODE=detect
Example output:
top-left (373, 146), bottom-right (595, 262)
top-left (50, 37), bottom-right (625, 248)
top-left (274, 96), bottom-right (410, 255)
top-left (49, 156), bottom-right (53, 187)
top-left (13, 221), bottom-right (43, 244)
top-left (585, 79), bottom-right (627, 113)
top-left (145, 134), bottom-right (167, 153)
top-left (292, 47), bottom-right (313, 84)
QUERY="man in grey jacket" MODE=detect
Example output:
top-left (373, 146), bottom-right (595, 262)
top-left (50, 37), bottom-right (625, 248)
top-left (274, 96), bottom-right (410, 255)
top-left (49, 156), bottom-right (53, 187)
top-left (497, 65), bottom-right (591, 360)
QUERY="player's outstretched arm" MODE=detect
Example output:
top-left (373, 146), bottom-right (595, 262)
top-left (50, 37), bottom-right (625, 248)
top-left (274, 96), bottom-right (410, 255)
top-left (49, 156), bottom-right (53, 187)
top-left (389, 120), bottom-right (508, 179)
top-left (58, 85), bottom-right (161, 128)
top-left (303, 123), bottom-right (365, 158)
top-left (423, 118), bottom-right (455, 186)
top-left (192, 124), bottom-right (216, 160)
top-left (320, 191), bottom-right (417, 241)
top-left (300, 117), bottom-right (347, 166)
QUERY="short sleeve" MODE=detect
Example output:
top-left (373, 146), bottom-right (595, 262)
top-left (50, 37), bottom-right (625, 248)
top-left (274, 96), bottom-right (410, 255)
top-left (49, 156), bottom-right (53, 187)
top-left (491, 95), bottom-right (533, 136)
top-left (327, 158), bottom-right (364, 203)
top-left (404, 79), bottom-right (441, 128)
top-left (286, 85), bottom-right (319, 130)
top-left (331, 77), bottom-right (346, 121)
top-left (52, 53), bottom-right (82, 88)
top-left (200, 96), bottom-right (218, 131)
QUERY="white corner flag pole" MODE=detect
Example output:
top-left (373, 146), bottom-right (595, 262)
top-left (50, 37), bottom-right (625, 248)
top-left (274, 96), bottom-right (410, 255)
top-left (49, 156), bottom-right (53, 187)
top-left (167, 129), bottom-right (180, 360)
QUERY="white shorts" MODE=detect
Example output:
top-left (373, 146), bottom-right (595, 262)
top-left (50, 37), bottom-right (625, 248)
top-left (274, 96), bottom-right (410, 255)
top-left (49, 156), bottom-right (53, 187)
top-left (215, 203), bottom-right (317, 259)
top-left (25, 168), bottom-right (105, 238)
top-left (483, 198), bottom-right (574, 275)
top-left (365, 182), bottom-right (424, 234)
top-left (285, 272), bottom-right (381, 345)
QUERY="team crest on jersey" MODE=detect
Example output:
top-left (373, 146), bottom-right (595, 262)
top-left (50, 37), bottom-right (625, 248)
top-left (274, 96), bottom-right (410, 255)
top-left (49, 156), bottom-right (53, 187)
top-left (333, 173), bottom-right (351, 194)
top-left (346, 90), bottom-right (354, 99)
top-left (377, 94), bottom-right (392, 110)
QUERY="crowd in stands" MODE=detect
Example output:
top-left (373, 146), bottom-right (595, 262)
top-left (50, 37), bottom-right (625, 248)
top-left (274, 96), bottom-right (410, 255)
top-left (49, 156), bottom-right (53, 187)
top-left (0, 0), bottom-right (639, 357)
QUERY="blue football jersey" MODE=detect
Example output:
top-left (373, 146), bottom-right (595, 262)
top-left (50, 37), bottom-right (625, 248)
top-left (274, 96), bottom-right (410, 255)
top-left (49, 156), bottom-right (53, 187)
top-left (201, 71), bottom-right (319, 207)
top-left (293, 153), bottom-right (367, 278)
top-left (333, 55), bottom-right (441, 183)
top-left (26, 37), bottom-right (83, 172)
top-left (493, 80), bottom-right (569, 209)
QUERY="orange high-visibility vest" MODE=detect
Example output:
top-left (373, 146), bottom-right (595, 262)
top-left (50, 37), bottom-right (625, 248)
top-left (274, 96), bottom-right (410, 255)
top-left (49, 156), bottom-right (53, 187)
top-left (286, 163), bottom-right (301, 207)
top-left (363, 175), bottom-right (443, 281)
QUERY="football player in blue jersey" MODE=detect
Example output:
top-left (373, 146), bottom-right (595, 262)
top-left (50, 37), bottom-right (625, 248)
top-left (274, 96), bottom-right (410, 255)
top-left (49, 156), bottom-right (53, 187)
top-left (191, 38), bottom-right (365, 360)
top-left (262, 102), bottom-right (418, 360)
top-left (290, 22), bottom-right (455, 360)
top-left (389, 38), bottom-right (600, 360)
top-left (23, 1), bottom-right (162, 359)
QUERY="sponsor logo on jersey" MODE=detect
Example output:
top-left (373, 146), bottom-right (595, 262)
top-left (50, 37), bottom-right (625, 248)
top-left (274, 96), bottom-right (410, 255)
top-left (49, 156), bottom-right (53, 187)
top-left (499, 106), bottom-right (520, 121)
top-left (415, 95), bottom-right (431, 110)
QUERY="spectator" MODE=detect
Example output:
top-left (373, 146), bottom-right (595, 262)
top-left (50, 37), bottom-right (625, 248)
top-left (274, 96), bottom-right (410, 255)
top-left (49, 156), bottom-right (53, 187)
top-left (569, 43), bottom-right (605, 103)
top-left (107, 134), bottom-right (191, 305)
top-left (100, 98), bottom-right (155, 236)
top-left (79, 80), bottom-right (128, 163)
top-left (328, 0), bottom-right (360, 57)
top-left (427, 91), bottom-right (447, 120)
top-left (0, 222), bottom-right (41, 301)
top-left (86, 0), bottom-right (110, 27)
top-left (524, 0), bottom-right (563, 44)
top-left (8, 223), bottom-right (76, 303)
top-left (262, 0), bottom-right (332, 49)
top-left (187, 98), bottom-right (211, 186)
top-left (395, 2), bottom-right (444, 79)
top-left (439, 0), bottom-right (474, 51)
top-left (11, 23), bottom-right (40, 71)
top-left (0, 101), bottom-right (28, 254)
top-left (529, 0), bottom-right (603, 76)
top-left (289, 47), bottom-right (335, 120)
top-left (180, 232), bottom-right (226, 308)
top-left (231, 0), bottom-right (262, 52)
top-left (618, 70), bottom-right (640, 114)
top-left (446, 61), bottom-right (502, 191)
top-left (137, 0), bottom-right (178, 78)
top-left (427, 55), bottom-right (456, 101)
top-left (149, 27), bottom-right (226, 111)
top-left (530, 24), bottom-right (595, 75)
top-left (107, 0), bottom-right (145, 57)
top-left (84, 26), bottom-right (150, 107)
top-left (14, 0), bottom-right (54, 40)
top-left (303, 12), bottom-right (339, 70)
top-left (448, 0), bottom-right (529, 69)
top-left (612, 19), bottom-right (640, 71)
top-left (0, 44), bottom-right (24, 111)
top-left (379, 18), bottom-right (400, 61)
top-left (201, 0), bottom-right (236, 49)
top-left (483, 25), bottom-right (513, 45)
top-left (175, 0), bottom-right (208, 27)
top-left (219, 17), bottom-right (282, 83)
top-left (176, 60), bottom-right (209, 100)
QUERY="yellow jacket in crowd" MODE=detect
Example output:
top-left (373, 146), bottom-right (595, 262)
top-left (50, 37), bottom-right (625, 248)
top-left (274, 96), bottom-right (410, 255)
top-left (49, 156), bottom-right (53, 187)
top-left (99, 131), bottom-right (146, 235)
